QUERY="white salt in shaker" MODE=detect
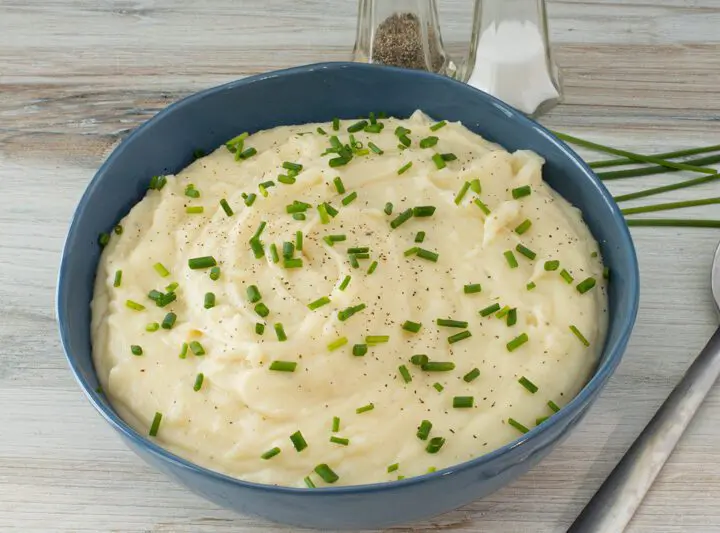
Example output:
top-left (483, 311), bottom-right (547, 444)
top-left (463, 0), bottom-right (563, 116)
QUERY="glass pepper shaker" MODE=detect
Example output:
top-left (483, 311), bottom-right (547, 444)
top-left (352, 0), bottom-right (456, 76)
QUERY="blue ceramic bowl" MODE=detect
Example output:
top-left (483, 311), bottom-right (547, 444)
top-left (57, 62), bottom-right (639, 529)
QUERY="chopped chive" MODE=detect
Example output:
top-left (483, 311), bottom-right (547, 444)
top-left (282, 161), bottom-right (303, 172)
top-left (333, 177), bottom-right (346, 194)
top-left (544, 260), bottom-right (560, 271)
top-left (436, 318), bottom-right (468, 328)
top-left (193, 373), bottom-right (204, 391)
top-left (508, 418), bottom-right (529, 434)
top-left (332, 416), bottom-right (341, 432)
top-left (368, 141), bottom-right (384, 154)
top-left (153, 262), bottom-right (170, 278)
top-left (274, 323), bottom-right (287, 342)
top-left (148, 175), bottom-right (167, 191)
top-left (286, 201), bottom-right (310, 214)
top-left (570, 325), bottom-right (590, 347)
top-left (314, 463), bottom-right (339, 484)
top-left (326, 202), bottom-right (339, 217)
top-left (447, 330), bottom-right (472, 344)
top-left (146, 322), bottom-right (160, 332)
top-left (433, 382), bottom-right (444, 392)
top-left (390, 208), bottom-right (413, 229)
top-left (495, 306), bottom-right (511, 319)
top-left (576, 277), bottom-right (597, 294)
top-left (189, 341), bottom-right (205, 356)
top-left (526, 281), bottom-right (537, 291)
top-left (366, 335), bottom-right (389, 345)
top-left (603, 266), bottom-right (610, 280)
top-left (352, 344), bottom-right (368, 357)
top-left (453, 396), bottom-right (474, 408)
top-left (364, 123), bottom-right (384, 133)
top-left (402, 320), bottom-right (422, 333)
top-left (284, 258), bottom-right (303, 268)
top-left (431, 153), bottom-right (446, 169)
top-left (149, 412), bottom-right (162, 436)
top-left (515, 219), bottom-right (532, 234)
top-left (247, 285), bottom-right (262, 303)
top-left (161, 312), bottom-right (177, 329)
top-left (217, 199), bottom-right (234, 217)
top-left (255, 322), bottom-right (265, 335)
top-left (186, 206), bottom-right (204, 214)
top-left (548, 400), bottom-right (561, 413)
top-left (356, 403), bottom-right (374, 414)
top-left (560, 269), bottom-right (574, 284)
top-left (332, 117), bottom-right (340, 131)
top-left (416, 248), bottom-right (439, 262)
top-left (269, 360), bottom-right (297, 372)
top-left (317, 203), bottom-right (330, 224)
top-left (98, 232), bottom-right (110, 247)
top-left (126, 300), bottom-right (145, 311)
top-left (184, 185), bottom-right (200, 198)
top-left (188, 256), bottom-right (217, 270)
top-left (463, 368), bottom-right (481, 382)
top-left (179, 343), bottom-right (188, 359)
top-left (516, 244), bottom-right (537, 260)
top-left (338, 275), bottom-right (351, 291)
top-left (480, 303), bottom-right (501, 316)
top-left (518, 376), bottom-right (538, 393)
top-left (157, 292), bottom-right (176, 308)
top-left (404, 247), bottom-right (419, 257)
top-left (330, 436), bottom-right (349, 446)
top-left (296, 230), bottom-right (303, 251)
top-left (244, 193), bottom-right (257, 206)
top-left (454, 181), bottom-right (471, 205)
top-left (278, 174), bottom-right (296, 185)
top-left (282, 241), bottom-right (295, 260)
top-left (114, 224), bottom-right (123, 235)
top-left (292, 213), bottom-right (306, 221)
top-left (414, 231), bottom-right (426, 243)
top-left (308, 296), bottom-right (331, 310)
top-left (317, 126), bottom-right (327, 135)
top-left (426, 437), bottom-right (446, 454)
top-left (398, 365), bottom-right (412, 383)
top-left (203, 292), bottom-right (215, 309)
top-left (469, 178), bottom-right (482, 194)
top-left (131, 345), bottom-right (143, 356)
top-left (507, 308), bottom-right (517, 327)
top-left (417, 420), bottom-right (432, 440)
top-left (504, 250), bottom-right (519, 268)
top-left (304, 476), bottom-right (316, 488)
top-left (269, 243), bottom-right (280, 263)
top-left (347, 247), bottom-right (369, 254)
top-left (347, 120), bottom-right (368, 133)
top-left (412, 205), bottom-right (436, 217)
top-left (342, 191), bottom-right (358, 205)
top-left (254, 302), bottom-right (270, 317)
top-left (289, 430), bottom-right (308, 451)
top-left (464, 283), bottom-right (482, 294)
top-left (338, 303), bottom-right (366, 321)
top-left (398, 134), bottom-right (411, 147)
top-left (507, 333), bottom-right (529, 352)
top-left (474, 198), bottom-right (491, 215)
top-left (421, 361), bottom-right (455, 372)
top-left (536, 416), bottom-right (549, 426)
top-left (237, 147), bottom-right (257, 160)
top-left (441, 153), bottom-right (457, 161)
top-left (419, 136), bottom-right (438, 148)
top-left (512, 185), bottom-right (532, 199)
top-left (329, 155), bottom-right (352, 167)
top-left (398, 161), bottom-right (413, 175)
top-left (113, 270), bottom-right (122, 287)
top-left (328, 337), bottom-right (348, 351)
top-left (261, 447), bottom-right (281, 460)
top-left (410, 354), bottom-right (429, 366)
top-left (384, 202), bottom-right (393, 215)
top-left (387, 463), bottom-right (399, 473)
top-left (430, 120), bottom-right (447, 131)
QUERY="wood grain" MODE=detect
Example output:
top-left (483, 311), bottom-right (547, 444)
top-left (1, 0), bottom-right (719, 531)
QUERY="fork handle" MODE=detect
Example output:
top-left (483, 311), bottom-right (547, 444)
top-left (568, 326), bottom-right (720, 533)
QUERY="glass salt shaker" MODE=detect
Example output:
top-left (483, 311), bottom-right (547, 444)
top-left (352, 0), bottom-right (456, 76)
top-left (462, 0), bottom-right (563, 116)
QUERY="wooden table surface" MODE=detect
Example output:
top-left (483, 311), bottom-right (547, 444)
top-left (2, 0), bottom-right (719, 531)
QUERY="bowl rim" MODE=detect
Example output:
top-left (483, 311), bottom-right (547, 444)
top-left (57, 61), bottom-right (640, 495)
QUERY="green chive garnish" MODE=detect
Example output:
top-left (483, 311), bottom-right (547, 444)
top-left (153, 262), bottom-right (170, 278)
top-left (186, 206), bottom-right (204, 214)
top-left (332, 118), bottom-right (340, 131)
top-left (384, 202), bottom-right (393, 215)
top-left (603, 266), bottom-right (610, 280)
top-left (278, 174), bottom-right (296, 185)
top-left (282, 241), bottom-right (295, 260)
top-left (576, 277), bottom-right (597, 294)
top-left (269, 243), bottom-right (280, 263)
top-left (421, 361), bottom-right (455, 372)
top-left (479, 303), bottom-right (500, 316)
top-left (402, 320), bottom-right (422, 333)
top-left (507, 308), bottom-right (517, 327)
top-left (237, 147), bottom-right (257, 160)
top-left (515, 219), bottom-right (532, 234)
top-left (433, 382), bottom-right (444, 392)
top-left (342, 192), bottom-right (358, 205)
top-left (331, 416), bottom-right (341, 432)
top-left (415, 231), bottom-right (426, 243)
top-left (504, 250), bottom-right (519, 268)
top-left (113, 270), bottom-right (122, 287)
top-left (317, 203), bottom-right (330, 224)
top-left (436, 318), bottom-right (468, 328)
top-left (417, 420), bottom-right (432, 440)
top-left (398, 365), bottom-right (412, 383)
top-left (329, 155), bottom-right (352, 168)
top-left (274, 323), bottom-right (287, 342)
top-left (131, 345), bottom-right (143, 356)
top-left (474, 198), bottom-right (491, 215)
top-left (185, 185), bottom-right (200, 198)
top-left (469, 178), bottom-right (482, 194)
top-left (352, 344), bottom-right (367, 357)
top-left (426, 437), bottom-right (446, 454)
top-left (368, 141), bottom-right (384, 154)
top-left (282, 161), bottom-right (303, 172)
top-left (516, 244), bottom-right (536, 260)
top-left (284, 258), bottom-right (303, 268)
top-left (431, 153), bottom-right (446, 169)
top-left (512, 185), bottom-right (532, 199)
top-left (317, 127), bottom-right (327, 135)
top-left (261, 447), bottom-right (281, 460)
top-left (255, 322), bottom-right (265, 335)
top-left (333, 177), bottom-right (345, 194)
top-left (347, 120), bottom-right (368, 133)
top-left (254, 302), bottom-right (270, 317)
top-left (412, 205), bottom-right (436, 217)
top-left (146, 322), bottom-right (159, 332)
top-left (148, 175), bottom-right (167, 191)
top-left (454, 182), bottom-right (471, 205)
top-left (126, 300), bottom-right (145, 311)
top-left (247, 285), bottom-right (261, 303)
top-left (366, 335), bottom-right (389, 345)
top-left (447, 330), bottom-right (472, 344)
top-left (464, 283), bottom-right (482, 294)
top-left (544, 260), bottom-right (560, 271)
top-left (338, 303), bottom-right (366, 321)
top-left (179, 343), bottom-right (188, 359)
top-left (536, 416), bottom-right (549, 426)
top-left (338, 275), bottom-right (351, 291)
top-left (526, 281), bottom-right (536, 291)
top-left (560, 269), bottom-right (574, 284)
top-left (98, 232), bottom-right (110, 247)
top-left (507, 333), bottom-right (529, 352)
top-left (289, 430), bottom-right (308, 451)
top-left (416, 248), bottom-right (439, 262)
top-left (209, 266), bottom-right (220, 281)
top-left (410, 354), bottom-right (429, 366)
top-left (330, 436), bottom-right (349, 446)
top-left (356, 403), bottom-right (374, 414)
top-left (269, 360), bottom-right (297, 372)
top-left (548, 400), bottom-right (561, 413)
top-left (404, 247), bottom-right (419, 257)
top-left (463, 368), bottom-right (480, 382)
top-left (328, 337), bottom-right (348, 351)
top-left (292, 213), bottom-right (306, 221)
top-left (495, 306), bottom-right (511, 319)
top-left (189, 341), bottom-right (205, 356)
top-left (570, 325), bottom-right (590, 346)
top-left (397, 161), bottom-right (413, 175)
top-left (193, 373), bottom-right (204, 391)
top-left (308, 296), bottom-right (331, 310)
top-left (188, 256), bottom-right (217, 270)
top-left (367, 260), bottom-right (379, 275)
top-left (430, 120), bottom-right (447, 131)
top-left (161, 312), bottom-right (177, 329)
top-left (348, 247), bottom-right (369, 254)
top-left (203, 292), bottom-right (215, 309)
top-left (295, 230), bottom-right (303, 251)
top-left (387, 463), bottom-right (399, 473)
top-left (518, 376), bottom-right (538, 394)
top-left (149, 412), bottom-right (162, 436)
top-left (453, 396), bottom-right (474, 408)
top-left (508, 418), bottom-right (529, 434)
top-left (419, 136), bottom-right (438, 148)
top-left (314, 463), bottom-right (339, 484)
top-left (114, 224), bottom-right (123, 235)
top-left (364, 123), bottom-right (384, 133)
top-left (244, 193), bottom-right (257, 206)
